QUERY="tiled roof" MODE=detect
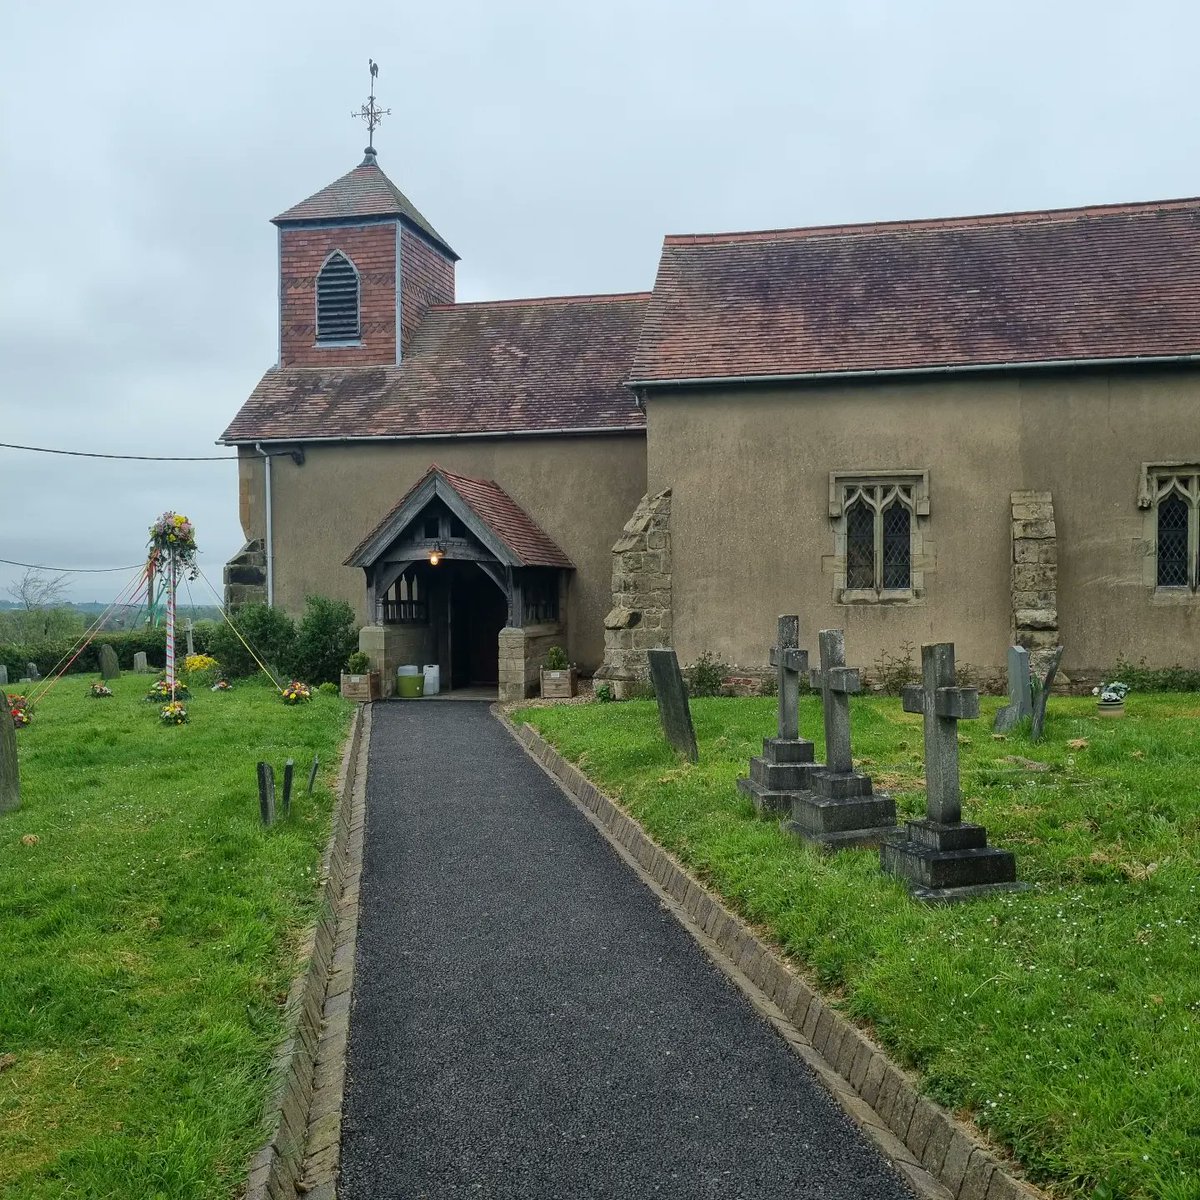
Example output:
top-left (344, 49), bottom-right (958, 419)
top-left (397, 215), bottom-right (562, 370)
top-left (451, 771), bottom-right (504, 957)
top-left (273, 150), bottom-right (457, 259)
top-left (221, 293), bottom-right (649, 443)
top-left (630, 197), bottom-right (1200, 384)
top-left (344, 465), bottom-right (573, 569)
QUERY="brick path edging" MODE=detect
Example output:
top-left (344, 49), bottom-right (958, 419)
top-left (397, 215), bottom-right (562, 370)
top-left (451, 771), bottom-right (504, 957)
top-left (244, 703), bottom-right (371, 1200)
top-left (501, 713), bottom-right (1047, 1200)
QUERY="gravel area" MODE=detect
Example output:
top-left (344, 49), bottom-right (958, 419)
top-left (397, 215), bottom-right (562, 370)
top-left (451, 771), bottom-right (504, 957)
top-left (339, 701), bottom-right (914, 1200)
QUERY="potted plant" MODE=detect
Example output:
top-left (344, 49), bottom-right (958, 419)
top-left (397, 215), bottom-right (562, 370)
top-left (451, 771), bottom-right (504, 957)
top-left (540, 645), bottom-right (578, 699)
top-left (340, 651), bottom-right (381, 702)
top-left (1093, 680), bottom-right (1130, 717)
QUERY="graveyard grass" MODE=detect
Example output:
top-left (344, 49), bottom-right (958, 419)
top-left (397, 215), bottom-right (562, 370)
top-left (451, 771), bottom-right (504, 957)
top-left (515, 694), bottom-right (1200, 1200)
top-left (0, 675), bottom-right (351, 1199)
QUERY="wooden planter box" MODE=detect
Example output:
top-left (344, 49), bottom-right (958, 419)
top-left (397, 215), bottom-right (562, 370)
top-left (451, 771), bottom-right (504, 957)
top-left (340, 671), bottom-right (382, 702)
top-left (540, 667), bottom-right (578, 699)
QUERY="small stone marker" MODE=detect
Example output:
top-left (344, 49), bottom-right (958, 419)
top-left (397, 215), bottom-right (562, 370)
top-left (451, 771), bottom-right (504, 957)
top-left (257, 761), bottom-right (276, 826)
top-left (737, 616), bottom-right (818, 816)
top-left (98, 644), bottom-right (121, 681)
top-left (0, 665), bottom-right (7, 687)
top-left (0, 691), bottom-right (20, 814)
top-left (27, 663), bottom-right (40, 682)
top-left (1029, 645), bottom-right (1064, 743)
top-left (281, 759), bottom-right (294, 818)
top-left (185, 619), bottom-right (195, 658)
top-left (646, 648), bottom-right (698, 763)
top-left (993, 646), bottom-right (1032, 734)
top-left (881, 642), bottom-right (1022, 901)
top-left (307, 755), bottom-right (319, 796)
top-left (781, 629), bottom-right (896, 849)
top-left (133, 651), bottom-right (149, 674)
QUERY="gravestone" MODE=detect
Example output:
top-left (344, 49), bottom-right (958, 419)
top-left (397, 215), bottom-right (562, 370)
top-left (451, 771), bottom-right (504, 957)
top-left (257, 761), bottom-right (276, 826)
top-left (27, 663), bottom-right (40, 682)
top-left (0, 691), bottom-right (19, 814)
top-left (737, 616), bottom-right (818, 816)
top-left (133, 651), bottom-right (149, 674)
top-left (646, 648), bottom-right (698, 763)
top-left (993, 646), bottom-right (1032, 733)
top-left (307, 755), bottom-right (319, 796)
top-left (281, 759), bottom-right (294, 818)
top-left (98, 644), bottom-right (121, 681)
top-left (881, 642), bottom-right (1022, 901)
top-left (185, 620), bottom-right (195, 658)
top-left (1030, 645), bottom-right (1064, 743)
top-left (782, 629), bottom-right (896, 850)
top-left (0, 665), bottom-right (7, 686)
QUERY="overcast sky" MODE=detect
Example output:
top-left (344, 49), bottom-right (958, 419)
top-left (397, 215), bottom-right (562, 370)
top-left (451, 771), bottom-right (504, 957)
top-left (3, 0), bottom-right (1199, 602)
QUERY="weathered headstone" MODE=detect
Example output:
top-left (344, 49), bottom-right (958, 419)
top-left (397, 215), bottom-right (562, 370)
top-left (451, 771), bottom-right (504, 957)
top-left (133, 651), bottom-right (149, 674)
top-left (281, 759), bottom-right (294, 818)
top-left (1029, 645), bottom-right (1064, 743)
top-left (185, 619), bottom-right (195, 658)
top-left (881, 642), bottom-right (1022, 901)
top-left (782, 629), bottom-right (896, 849)
top-left (98, 644), bottom-right (121, 681)
top-left (257, 761), bottom-right (276, 826)
top-left (737, 616), bottom-right (818, 816)
top-left (307, 755), bottom-right (319, 796)
top-left (0, 691), bottom-right (19, 814)
top-left (646, 648), bottom-right (698, 763)
top-left (993, 646), bottom-right (1033, 733)
top-left (27, 663), bottom-right (40, 682)
top-left (0, 665), bottom-right (7, 687)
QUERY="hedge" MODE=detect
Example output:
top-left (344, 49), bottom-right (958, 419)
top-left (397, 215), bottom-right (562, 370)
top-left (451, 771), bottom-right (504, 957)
top-left (0, 626), bottom-right (215, 682)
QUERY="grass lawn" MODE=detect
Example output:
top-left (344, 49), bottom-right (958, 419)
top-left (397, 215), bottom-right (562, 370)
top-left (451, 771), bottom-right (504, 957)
top-left (515, 693), bottom-right (1200, 1200)
top-left (1, 675), bottom-right (351, 1199)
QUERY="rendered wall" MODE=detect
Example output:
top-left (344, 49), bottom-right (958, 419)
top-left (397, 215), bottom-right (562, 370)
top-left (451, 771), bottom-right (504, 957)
top-left (645, 367), bottom-right (1200, 678)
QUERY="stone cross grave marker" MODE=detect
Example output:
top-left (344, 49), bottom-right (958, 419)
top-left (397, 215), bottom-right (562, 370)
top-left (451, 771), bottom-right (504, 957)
top-left (993, 646), bottom-right (1032, 734)
top-left (133, 651), bottom-right (149, 674)
top-left (307, 755), bottom-right (319, 796)
top-left (98, 644), bottom-right (121, 681)
top-left (281, 759), bottom-right (294, 818)
top-left (0, 665), bottom-right (7, 687)
top-left (646, 648), bottom-right (698, 763)
top-left (185, 619), bottom-right (195, 658)
top-left (781, 629), bottom-right (896, 849)
top-left (737, 617), bottom-right (818, 816)
top-left (27, 663), bottom-right (40, 682)
top-left (257, 761), bottom-right (276, 826)
top-left (1030, 645), bottom-right (1064, 743)
top-left (0, 691), bottom-right (20, 814)
top-left (882, 642), bottom-right (1021, 901)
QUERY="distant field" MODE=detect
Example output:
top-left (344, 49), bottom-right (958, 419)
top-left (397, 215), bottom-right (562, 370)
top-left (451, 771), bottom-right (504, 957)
top-left (516, 694), bottom-right (1200, 1200)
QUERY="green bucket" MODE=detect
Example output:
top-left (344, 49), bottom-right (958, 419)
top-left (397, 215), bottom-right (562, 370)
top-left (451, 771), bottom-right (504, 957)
top-left (396, 672), bottom-right (425, 699)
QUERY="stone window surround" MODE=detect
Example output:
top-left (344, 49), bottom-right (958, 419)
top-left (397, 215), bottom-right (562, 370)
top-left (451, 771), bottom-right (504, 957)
top-left (1137, 461), bottom-right (1200, 602)
top-left (826, 469), bottom-right (931, 605)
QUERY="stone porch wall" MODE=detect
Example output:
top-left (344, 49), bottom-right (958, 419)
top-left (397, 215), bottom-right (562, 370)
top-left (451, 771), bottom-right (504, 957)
top-left (359, 624), bottom-right (435, 698)
top-left (596, 489), bottom-right (673, 698)
top-left (498, 623), bottom-right (566, 702)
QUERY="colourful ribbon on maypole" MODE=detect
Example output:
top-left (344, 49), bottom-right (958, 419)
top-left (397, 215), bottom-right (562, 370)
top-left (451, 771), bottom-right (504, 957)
top-left (148, 512), bottom-right (200, 708)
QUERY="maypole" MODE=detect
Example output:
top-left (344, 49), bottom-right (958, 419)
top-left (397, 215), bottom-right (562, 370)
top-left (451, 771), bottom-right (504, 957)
top-left (165, 549), bottom-right (178, 698)
top-left (149, 512), bottom-right (199, 726)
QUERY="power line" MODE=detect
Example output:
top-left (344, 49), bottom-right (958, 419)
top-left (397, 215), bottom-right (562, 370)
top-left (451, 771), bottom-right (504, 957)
top-left (0, 441), bottom-right (292, 462)
top-left (0, 557), bottom-right (147, 574)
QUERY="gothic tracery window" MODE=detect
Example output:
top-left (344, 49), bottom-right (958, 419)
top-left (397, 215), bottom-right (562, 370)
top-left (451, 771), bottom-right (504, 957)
top-left (840, 481), bottom-right (918, 595)
top-left (1151, 472), bottom-right (1200, 590)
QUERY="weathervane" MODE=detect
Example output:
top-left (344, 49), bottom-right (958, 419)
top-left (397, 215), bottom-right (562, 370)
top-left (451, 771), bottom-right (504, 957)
top-left (353, 59), bottom-right (391, 152)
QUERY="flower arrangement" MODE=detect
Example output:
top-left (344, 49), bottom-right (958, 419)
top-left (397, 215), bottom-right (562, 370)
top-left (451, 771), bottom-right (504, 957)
top-left (160, 701), bottom-right (188, 726)
top-left (211, 678), bottom-right (233, 692)
top-left (146, 678), bottom-right (190, 701)
top-left (89, 682), bottom-right (114, 699)
top-left (184, 654), bottom-right (218, 674)
top-left (281, 680), bottom-right (312, 705)
top-left (10, 695), bottom-right (31, 729)
top-left (1093, 681), bottom-right (1131, 705)
top-left (148, 511), bottom-right (199, 579)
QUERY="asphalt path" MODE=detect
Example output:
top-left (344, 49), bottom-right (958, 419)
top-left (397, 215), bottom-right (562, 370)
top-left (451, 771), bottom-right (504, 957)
top-left (339, 701), bottom-right (914, 1199)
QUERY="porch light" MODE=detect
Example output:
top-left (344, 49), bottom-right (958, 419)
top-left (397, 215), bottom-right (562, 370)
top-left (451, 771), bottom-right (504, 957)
top-left (428, 543), bottom-right (446, 566)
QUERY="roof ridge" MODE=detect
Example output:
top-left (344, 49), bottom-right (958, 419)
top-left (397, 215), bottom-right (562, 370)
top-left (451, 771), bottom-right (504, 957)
top-left (664, 195), bottom-right (1200, 247)
top-left (428, 291), bottom-right (651, 311)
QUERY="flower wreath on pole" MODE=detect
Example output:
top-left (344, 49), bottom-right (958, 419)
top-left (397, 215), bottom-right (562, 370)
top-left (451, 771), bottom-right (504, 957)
top-left (148, 511), bottom-right (199, 723)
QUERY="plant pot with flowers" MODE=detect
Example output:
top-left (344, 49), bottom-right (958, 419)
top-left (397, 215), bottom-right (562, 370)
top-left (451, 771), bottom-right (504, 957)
top-left (340, 652), bottom-right (381, 702)
top-left (540, 645), bottom-right (578, 699)
top-left (1093, 680), bottom-right (1130, 717)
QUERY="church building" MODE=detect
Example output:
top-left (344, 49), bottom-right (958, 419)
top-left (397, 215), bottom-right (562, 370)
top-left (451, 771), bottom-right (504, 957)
top-left (220, 142), bottom-right (1200, 698)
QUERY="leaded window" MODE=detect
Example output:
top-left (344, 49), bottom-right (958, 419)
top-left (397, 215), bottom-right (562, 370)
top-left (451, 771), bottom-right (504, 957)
top-left (315, 251), bottom-right (360, 343)
top-left (1150, 472), bottom-right (1200, 590)
top-left (841, 482), bottom-right (917, 594)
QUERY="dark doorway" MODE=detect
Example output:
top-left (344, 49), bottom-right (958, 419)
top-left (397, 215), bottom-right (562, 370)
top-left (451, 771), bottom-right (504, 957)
top-left (448, 563), bottom-right (508, 689)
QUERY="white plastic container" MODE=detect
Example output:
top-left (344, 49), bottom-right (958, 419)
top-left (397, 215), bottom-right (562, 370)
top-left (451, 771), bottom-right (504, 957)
top-left (397, 665), bottom-right (419, 676)
top-left (422, 664), bottom-right (440, 696)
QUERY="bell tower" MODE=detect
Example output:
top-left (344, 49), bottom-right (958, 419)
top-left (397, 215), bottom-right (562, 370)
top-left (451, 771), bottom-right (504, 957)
top-left (271, 62), bottom-right (457, 369)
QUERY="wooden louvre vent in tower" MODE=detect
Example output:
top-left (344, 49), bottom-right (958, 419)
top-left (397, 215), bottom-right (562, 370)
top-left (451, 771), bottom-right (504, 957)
top-left (316, 252), bottom-right (360, 341)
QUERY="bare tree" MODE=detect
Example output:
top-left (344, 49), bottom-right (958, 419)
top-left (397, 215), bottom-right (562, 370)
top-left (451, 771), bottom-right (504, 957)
top-left (6, 569), bottom-right (70, 611)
